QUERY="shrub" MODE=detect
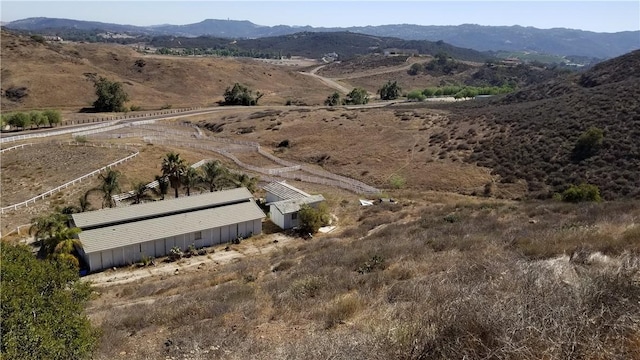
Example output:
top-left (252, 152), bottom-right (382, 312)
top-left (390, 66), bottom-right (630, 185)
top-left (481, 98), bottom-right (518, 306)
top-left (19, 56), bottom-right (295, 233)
top-left (129, 105), bottom-right (142, 111)
top-left (389, 174), bottom-right (406, 189)
top-left (324, 92), bottom-right (341, 106)
top-left (357, 255), bottom-right (385, 274)
top-left (298, 203), bottom-right (330, 234)
top-left (561, 183), bottom-right (602, 203)
top-left (572, 127), bottom-right (604, 161)
top-left (407, 90), bottom-right (426, 101)
top-left (168, 246), bottom-right (183, 261)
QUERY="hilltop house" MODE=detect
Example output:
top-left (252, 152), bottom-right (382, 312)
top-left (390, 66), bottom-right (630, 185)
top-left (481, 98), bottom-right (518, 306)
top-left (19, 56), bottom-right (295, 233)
top-left (72, 187), bottom-right (265, 273)
top-left (263, 181), bottom-right (325, 230)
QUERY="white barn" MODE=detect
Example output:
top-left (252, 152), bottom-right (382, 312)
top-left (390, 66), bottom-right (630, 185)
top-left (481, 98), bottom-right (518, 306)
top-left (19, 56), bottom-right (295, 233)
top-left (263, 182), bottom-right (325, 230)
top-left (71, 187), bottom-right (265, 273)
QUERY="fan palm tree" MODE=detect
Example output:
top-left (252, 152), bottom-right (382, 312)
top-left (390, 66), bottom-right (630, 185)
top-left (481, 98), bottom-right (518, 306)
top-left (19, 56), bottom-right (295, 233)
top-left (161, 152), bottom-right (187, 198)
top-left (131, 182), bottom-right (152, 204)
top-left (98, 169), bottom-right (121, 208)
top-left (152, 175), bottom-right (170, 200)
top-left (43, 226), bottom-right (81, 258)
top-left (182, 167), bottom-right (201, 196)
top-left (232, 173), bottom-right (259, 193)
top-left (52, 236), bottom-right (83, 268)
top-left (201, 160), bottom-right (230, 192)
top-left (30, 212), bottom-right (68, 245)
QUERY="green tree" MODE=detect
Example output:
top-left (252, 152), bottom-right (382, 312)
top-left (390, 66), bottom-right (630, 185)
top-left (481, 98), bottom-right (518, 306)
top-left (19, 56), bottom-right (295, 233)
top-left (344, 87), bottom-right (369, 105)
top-left (407, 90), bottom-right (426, 101)
top-left (572, 127), bottom-right (604, 161)
top-left (298, 203), bottom-right (330, 234)
top-left (1, 244), bottom-right (97, 359)
top-left (8, 112), bottom-right (31, 129)
top-left (93, 77), bottom-right (129, 112)
top-left (201, 160), bottom-right (230, 192)
top-left (324, 92), bottom-right (341, 106)
top-left (378, 81), bottom-right (402, 100)
top-left (29, 110), bottom-right (47, 128)
top-left (162, 152), bottom-right (187, 198)
top-left (42, 109), bottom-right (62, 126)
top-left (222, 83), bottom-right (263, 106)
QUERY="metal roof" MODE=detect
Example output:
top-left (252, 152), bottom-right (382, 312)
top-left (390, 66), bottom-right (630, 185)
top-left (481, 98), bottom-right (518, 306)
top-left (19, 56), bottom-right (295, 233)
top-left (271, 195), bottom-right (325, 215)
top-left (79, 200), bottom-right (265, 254)
top-left (72, 187), bottom-right (253, 229)
top-left (263, 181), bottom-right (310, 202)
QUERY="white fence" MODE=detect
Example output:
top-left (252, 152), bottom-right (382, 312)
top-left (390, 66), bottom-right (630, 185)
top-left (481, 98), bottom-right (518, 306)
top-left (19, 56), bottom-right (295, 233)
top-left (0, 121), bottom-right (121, 144)
top-left (1, 143), bottom-right (139, 214)
top-left (0, 143), bottom-right (33, 153)
top-left (143, 137), bottom-right (379, 195)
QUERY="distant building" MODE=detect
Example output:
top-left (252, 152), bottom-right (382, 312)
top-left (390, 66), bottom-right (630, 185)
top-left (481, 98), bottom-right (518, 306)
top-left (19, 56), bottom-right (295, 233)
top-left (43, 35), bottom-right (63, 42)
top-left (384, 48), bottom-right (418, 56)
top-left (263, 181), bottom-right (325, 230)
top-left (72, 188), bottom-right (265, 273)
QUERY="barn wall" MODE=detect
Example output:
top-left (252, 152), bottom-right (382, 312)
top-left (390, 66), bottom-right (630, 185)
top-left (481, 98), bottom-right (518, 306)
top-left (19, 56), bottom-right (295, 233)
top-left (85, 218), bottom-right (264, 273)
top-left (269, 205), bottom-right (285, 229)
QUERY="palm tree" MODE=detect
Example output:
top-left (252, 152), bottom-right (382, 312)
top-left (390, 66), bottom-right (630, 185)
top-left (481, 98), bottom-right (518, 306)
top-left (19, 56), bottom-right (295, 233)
top-left (131, 182), bottom-right (152, 204)
top-left (201, 160), bottom-right (230, 192)
top-left (98, 169), bottom-right (121, 208)
top-left (152, 175), bottom-right (170, 200)
top-left (181, 167), bottom-right (201, 196)
top-left (30, 212), bottom-right (68, 245)
top-left (161, 152), bottom-right (187, 198)
top-left (52, 236), bottom-right (83, 268)
top-left (232, 173), bottom-right (259, 193)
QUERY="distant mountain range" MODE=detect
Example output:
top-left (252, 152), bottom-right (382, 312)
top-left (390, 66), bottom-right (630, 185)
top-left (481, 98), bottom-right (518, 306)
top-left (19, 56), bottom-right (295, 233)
top-left (5, 17), bottom-right (639, 59)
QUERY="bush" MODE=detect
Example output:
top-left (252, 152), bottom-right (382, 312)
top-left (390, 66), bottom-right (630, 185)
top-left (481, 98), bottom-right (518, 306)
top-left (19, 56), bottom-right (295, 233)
top-left (324, 92), bottom-right (341, 106)
top-left (298, 203), bottom-right (330, 234)
top-left (407, 90), bottom-right (426, 101)
top-left (572, 127), bottom-right (604, 161)
top-left (222, 83), bottom-right (263, 106)
top-left (168, 246), bottom-right (183, 261)
top-left (561, 183), bottom-right (602, 203)
top-left (344, 88), bottom-right (369, 105)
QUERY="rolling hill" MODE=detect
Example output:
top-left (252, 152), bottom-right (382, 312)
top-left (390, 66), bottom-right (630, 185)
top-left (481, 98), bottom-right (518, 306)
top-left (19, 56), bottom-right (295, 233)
top-left (439, 50), bottom-right (640, 200)
top-left (5, 17), bottom-right (639, 59)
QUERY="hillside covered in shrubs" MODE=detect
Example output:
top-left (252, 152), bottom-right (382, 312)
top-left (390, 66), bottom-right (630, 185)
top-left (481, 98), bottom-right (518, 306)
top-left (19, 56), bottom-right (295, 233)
top-left (447, 50), bottom-right (640, 200)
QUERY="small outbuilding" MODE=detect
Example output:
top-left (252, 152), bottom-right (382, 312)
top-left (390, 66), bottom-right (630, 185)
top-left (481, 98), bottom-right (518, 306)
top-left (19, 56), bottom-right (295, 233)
top-left (263, 181), bottom-right (325, 230)
top-left (71, 187), bottom-right (265, 273)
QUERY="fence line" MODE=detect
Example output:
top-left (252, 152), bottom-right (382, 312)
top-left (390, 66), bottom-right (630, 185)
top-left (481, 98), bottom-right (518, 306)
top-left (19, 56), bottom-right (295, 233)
top-left (0, 121), bottom-right (120, 144)
top-left (0, 106), bottom-right (207, 144)
top-left (0, 143), bottom-right (33, 153)
top-left (142, 137), bottom-right (379, 195)
top-left (1, 146), bottom-right (139, 214)
top-left (111, 158), bottom-right (213, 203)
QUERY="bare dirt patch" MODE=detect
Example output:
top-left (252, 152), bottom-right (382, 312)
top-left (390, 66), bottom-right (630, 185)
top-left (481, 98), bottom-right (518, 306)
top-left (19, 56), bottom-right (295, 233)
top-left (0, 142), bottom-right (132, 207)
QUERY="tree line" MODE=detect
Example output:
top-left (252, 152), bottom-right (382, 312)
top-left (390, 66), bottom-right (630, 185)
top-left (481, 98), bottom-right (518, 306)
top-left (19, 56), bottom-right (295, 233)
top-left (1, 109), bottom-right (61, 130)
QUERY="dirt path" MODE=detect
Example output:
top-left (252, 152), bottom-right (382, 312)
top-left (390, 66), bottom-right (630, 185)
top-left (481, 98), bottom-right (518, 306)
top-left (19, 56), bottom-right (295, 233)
top-left (299, 65), bottom-right (352, 94)
top-left (83, 233), bottom-right (297, 287)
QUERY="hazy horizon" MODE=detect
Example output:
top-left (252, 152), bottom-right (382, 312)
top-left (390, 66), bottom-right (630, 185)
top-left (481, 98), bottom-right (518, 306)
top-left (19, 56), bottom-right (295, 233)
top-left (2, 1), bottom-right (639, 33)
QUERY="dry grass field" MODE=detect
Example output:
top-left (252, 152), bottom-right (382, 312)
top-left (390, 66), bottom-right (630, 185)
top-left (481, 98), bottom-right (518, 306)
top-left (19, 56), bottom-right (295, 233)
top-left (1, 32), bottom-right (639, 359)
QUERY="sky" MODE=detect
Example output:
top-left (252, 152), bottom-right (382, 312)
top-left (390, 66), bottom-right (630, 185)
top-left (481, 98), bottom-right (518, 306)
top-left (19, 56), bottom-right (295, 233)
top-left (1, 1), bottom-right (639, 33)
